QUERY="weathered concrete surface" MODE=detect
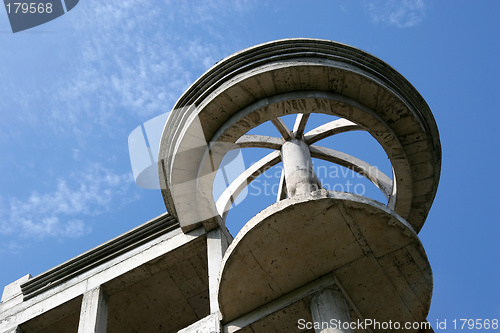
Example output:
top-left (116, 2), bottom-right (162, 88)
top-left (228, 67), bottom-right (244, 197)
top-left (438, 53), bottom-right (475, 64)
top-left (18, 295), bottom-right (82, 333)
top-left (77, 287), bottom-right (107, 333)
top-left (20, 213), bottom-right (179, 300)
top-left (229, 297), bottom-right (315, 333)
top-left (159, 38), bottom-right (441, 233)
top-left (207, 228), bottom-right (232, 314)
top-left (281, 138), bottom-right (321, 197)
top-left (103, 235), bottom-right (210, 333)
top-left (0, 275), bottom-right (31, 313)
top-left (178, 314), bottom-right (221, 333)
top-left (310, 288), bottom-right (353, 333)
top-left (224, 274), bottom-right (335, 333)
top-left (0, 215), bottom-right (208, 333)
top-left (218, 190), bottom-right (432, 332)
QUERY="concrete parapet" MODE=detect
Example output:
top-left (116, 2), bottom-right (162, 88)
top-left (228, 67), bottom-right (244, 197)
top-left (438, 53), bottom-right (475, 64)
top-left (0, 274), bottom-right (31, 313)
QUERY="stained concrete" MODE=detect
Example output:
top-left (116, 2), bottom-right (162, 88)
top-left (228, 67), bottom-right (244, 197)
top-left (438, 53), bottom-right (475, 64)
top-left (310, 289), bottom-right (353, 333)
top-left (159, 39), bottom-right (441, 234)
top-left (18, 295), bottom-right (82, 333)
top-left (218, 191), bottom-right (431, 332)
top-left (103, 235), bottom-right (210, 333)
top-left (0, 215), bottom-right (209, 333)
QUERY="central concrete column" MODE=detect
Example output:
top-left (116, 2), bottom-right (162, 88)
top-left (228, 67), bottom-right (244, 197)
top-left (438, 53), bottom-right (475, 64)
top-left (311, 288), bottom-right (353, 333)
top-left (281, 138), bottom-right (320, 197)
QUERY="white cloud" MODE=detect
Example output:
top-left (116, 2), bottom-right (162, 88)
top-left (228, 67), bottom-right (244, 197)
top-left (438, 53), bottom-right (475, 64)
top-left (0, 0), bottom-right (258, 250)
top-left (0, 0), bottom-right (257, 142)
top-left (41, 0), bottom-right (249, 138)
top-left (365, 0), bottom-right (426, 28)
top-left (0, 163), bottom-right (134, 240)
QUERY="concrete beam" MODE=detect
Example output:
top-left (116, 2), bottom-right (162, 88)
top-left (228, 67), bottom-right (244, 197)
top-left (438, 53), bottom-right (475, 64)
top-left (77, 287), bottom-right (108, 333)
top-left (308, 145), bottom-right (392, 201)
top-left (303, 118), bottom-right (361, 145)
top-left (0, 225), bottom-right (206, 333)
top-left (271, 117), bottom-right (291, 140)
top-left (293, 113), bottom-right (310, 138)
top-left (178, 314), bottom-right (221, 333)
top-left (216, 150), bottom-right (281, 219)
top-left (223, 273), bottom-right (336, 333)
top-left (21, 213), bottom-right (177, 300)
top-left (2, 328), bottom-right (23, 333)
top-left (235, 135), bottom-right (283, 150)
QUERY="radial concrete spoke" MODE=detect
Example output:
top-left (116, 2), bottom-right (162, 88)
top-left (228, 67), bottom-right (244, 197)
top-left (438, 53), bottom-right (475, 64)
top-left (304, 119), bottom-right (361, 145)
top-left (276, 170), bottom-right (287, 201)
top-left (235, 135), bottom-right (284, 150)
top-left (271, 117), bottom-right (292, 140)
top-left (309, 145), bottom-right (392, 200)
top-left (216, 150), bottom-right (282, 219)
top-left (293, 113), bottom-right (310, 138)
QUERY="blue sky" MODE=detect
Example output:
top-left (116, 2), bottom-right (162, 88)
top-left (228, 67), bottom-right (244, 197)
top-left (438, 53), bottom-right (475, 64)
top-left (0, 0), bottom-right (499, 328)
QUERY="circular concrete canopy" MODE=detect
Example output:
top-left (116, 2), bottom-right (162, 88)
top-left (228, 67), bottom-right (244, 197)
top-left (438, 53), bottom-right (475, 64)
top-left (158, 38), bottom-right (441, 233)
top-left (217, 190), bottom-right (432, 328)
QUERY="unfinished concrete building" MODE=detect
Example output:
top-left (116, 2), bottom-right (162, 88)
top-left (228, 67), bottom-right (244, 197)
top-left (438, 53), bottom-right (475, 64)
top-left (0, 38), bottom-right (441, 333)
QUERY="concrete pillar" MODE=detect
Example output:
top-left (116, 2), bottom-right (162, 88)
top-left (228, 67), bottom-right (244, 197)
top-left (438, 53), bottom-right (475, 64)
top-left (311, 288), bottom-right (353, 333)
top-left (77, 286), bottom-right (108, 333)
top-left (207, 227), bottom-right (231, 314)
top-left (281, 138), bottom-right (320, 197)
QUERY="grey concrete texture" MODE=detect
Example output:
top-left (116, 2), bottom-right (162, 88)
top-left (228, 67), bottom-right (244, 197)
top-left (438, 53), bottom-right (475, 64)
top-left (281, 138), bottom-right (321, 197)
top-left (218, 190), bottom-right (432, 331)
top-left (0, 216), bottom-right (211, 333)
top-left (77, 287), bottom-right (107, 333)
top-left (311, 288), bottom-right (353, 333)
top-left (158, 38), bottom-right (441, 234)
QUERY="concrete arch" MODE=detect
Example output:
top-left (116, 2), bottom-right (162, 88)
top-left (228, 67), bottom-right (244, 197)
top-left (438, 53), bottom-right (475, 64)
top-left (159, 38), bottom-right (441, 233)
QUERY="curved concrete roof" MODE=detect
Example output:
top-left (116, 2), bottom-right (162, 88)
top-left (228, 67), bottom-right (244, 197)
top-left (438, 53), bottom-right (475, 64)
top-left (158, 38), bottom-right (441, 233)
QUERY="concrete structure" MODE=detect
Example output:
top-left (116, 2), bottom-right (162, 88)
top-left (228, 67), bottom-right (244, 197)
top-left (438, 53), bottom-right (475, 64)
top-left (0, 39), bottom-right (441, 332)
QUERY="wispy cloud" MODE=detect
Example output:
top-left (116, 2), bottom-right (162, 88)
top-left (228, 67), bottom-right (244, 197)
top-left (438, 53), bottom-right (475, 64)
top-left (365, 0), bottom-right (426, 28)
top-left (0, 0), bottom-right (257, 142)
top-left (42, 0), bottom-right (251, 138)
top-left (0, 163), bottom-right (134, 240)
top-left (0, 0), bottom-right (258, 251)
